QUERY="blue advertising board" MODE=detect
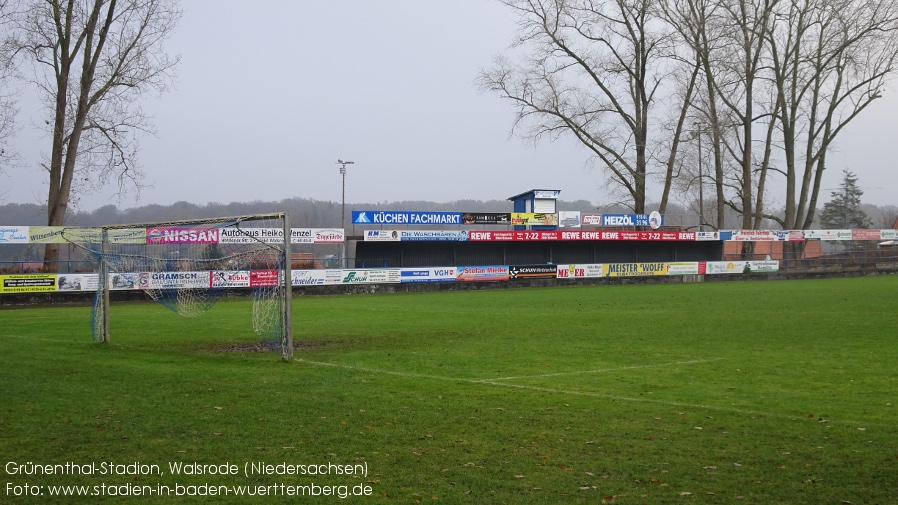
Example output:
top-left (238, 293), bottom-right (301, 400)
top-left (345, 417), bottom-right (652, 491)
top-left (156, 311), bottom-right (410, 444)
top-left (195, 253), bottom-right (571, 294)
top-left (399, 268), bottom-right (458, 283)
top-left (601, 214), bottom-right (664, 227)
top-left (400, 231), bottom-right (468, 241)
top-left (352, 211), bottom-right (463, 225)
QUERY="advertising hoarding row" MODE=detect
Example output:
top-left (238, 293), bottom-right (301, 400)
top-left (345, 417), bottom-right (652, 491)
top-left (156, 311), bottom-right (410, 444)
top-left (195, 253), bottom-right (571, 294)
top-left (464, 230), bottom-right (697, 241)
top-left (351, 211), bottom-right (663, 228)
top-left (0, 261), bottom-right (779, 294)
top-left (3, 225), bottom-right (896, 245)
top-left (360, 228), bottom-right (896, 242)
top-left (0, 227), bottom-right (345, 244)
top-left (721, 229), bottom-right (898, 242)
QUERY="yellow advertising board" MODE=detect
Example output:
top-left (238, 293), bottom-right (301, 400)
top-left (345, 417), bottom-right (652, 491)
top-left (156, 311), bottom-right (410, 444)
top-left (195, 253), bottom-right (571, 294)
top-left (26, 226), bottom-right (147, 244)
top-left (510, 213), bottom-right (558, 226)
top-left (603, 262), bottom-right (669, 277)
top-left (27, 226), bottom-right (67, 243)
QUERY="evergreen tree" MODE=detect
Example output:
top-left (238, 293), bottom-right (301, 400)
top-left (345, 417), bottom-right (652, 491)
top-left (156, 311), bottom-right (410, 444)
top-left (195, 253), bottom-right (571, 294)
top-left (819, 170), bottom-right (873, 252)
top-left (819, 170), bottom-right (872, 229)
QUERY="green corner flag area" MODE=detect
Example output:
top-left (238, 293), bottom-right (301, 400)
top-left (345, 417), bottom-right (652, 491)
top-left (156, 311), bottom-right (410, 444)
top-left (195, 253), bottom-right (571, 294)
top-left (1, 276), bottom-right (897, 503)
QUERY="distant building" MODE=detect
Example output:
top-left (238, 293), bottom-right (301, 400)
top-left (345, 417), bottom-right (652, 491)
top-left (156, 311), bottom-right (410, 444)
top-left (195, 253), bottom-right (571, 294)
top-left (722, 240), bottom-right (823, 260)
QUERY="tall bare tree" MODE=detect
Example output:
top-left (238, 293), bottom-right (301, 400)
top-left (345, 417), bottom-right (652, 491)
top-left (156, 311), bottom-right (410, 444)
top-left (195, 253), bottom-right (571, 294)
top-left (704, 0), bottom-right (778, 235)
top-left (478, 0), bottom-right (696, 214)
top-left (665, 0), bottom-right (898, 244)
top-left (662, 0), bottom-right (729, 229)
top-left (10, 0), bottom-right (180, 263)
top-left (769, 0), bottom-right (898, 232)
top-left (0, 0), bottom-right (20, 186)
top-left (0, 81), bottom-right (19, 199)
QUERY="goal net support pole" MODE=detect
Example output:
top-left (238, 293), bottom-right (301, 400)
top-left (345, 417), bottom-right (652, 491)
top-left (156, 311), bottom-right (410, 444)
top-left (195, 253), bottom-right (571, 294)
top-left (282, 212), bottom-right (293, 360)
top-left (100, 227), bottom-right (111, 344)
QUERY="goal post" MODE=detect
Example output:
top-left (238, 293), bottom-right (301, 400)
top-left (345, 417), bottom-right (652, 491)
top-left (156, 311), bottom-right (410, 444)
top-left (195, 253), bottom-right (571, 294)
top-left (282, 212), bottom-right (293, 358)
top-left (62, 212), bottom-right (294, 359)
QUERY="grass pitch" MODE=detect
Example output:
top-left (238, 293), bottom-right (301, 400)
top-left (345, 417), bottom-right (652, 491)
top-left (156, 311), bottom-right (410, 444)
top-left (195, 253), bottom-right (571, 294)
top-left (1, 276), bottom-right (897, 504)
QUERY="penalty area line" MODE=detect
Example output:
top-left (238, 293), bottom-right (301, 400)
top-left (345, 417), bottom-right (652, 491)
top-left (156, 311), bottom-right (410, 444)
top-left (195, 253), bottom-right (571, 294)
top-left (293, 357), bottom-right (882, 426)
top-left (486, 357), bottom-right (724, 381)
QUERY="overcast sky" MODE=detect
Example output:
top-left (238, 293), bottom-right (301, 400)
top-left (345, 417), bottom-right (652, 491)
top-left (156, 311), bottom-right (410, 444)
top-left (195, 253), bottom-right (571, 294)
top-left (4, 0), bottom-right (897, 213)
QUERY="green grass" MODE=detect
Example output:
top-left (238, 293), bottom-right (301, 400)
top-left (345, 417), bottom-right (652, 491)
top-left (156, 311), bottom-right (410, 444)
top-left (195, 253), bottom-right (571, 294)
top-left (1, 277), bottom-right (897, 504)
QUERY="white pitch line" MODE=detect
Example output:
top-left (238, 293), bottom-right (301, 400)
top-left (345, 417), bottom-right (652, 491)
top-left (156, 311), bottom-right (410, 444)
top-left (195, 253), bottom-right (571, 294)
top-left (294, 357), bottom-right (891, 427)
top-left (485, 357), bottom-right (724, 381)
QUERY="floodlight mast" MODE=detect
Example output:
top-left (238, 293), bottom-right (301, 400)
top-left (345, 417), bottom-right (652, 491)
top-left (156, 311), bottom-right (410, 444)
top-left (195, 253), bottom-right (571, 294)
top-left (694, 122), bottom-right (706, 232)
top-left (336, 159), bottom-right (355, 267)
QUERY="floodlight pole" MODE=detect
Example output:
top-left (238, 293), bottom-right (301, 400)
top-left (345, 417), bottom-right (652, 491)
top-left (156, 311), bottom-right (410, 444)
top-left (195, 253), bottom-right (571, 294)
top-left (844, 184), bottom-right (849, 228)
top-left (694, 122), bottom-right (706, 232)
top-left (337, 159), bottom-right (354, 268)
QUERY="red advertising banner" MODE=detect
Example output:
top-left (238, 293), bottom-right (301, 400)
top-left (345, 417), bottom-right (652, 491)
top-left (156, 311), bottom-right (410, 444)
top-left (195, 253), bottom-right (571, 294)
top-left (851, 229), bottom-right (881, 241)
top-left (250, 270), bottom-right (279, 287)
top-left (592, 231), bottom-right (695, 241)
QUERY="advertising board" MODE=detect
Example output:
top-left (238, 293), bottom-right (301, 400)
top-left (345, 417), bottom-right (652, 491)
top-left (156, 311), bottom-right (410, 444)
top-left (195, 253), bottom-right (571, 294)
top-left (556, 264), bottom-right (604, 279)
top-left (352, 211), bottom-right (462, 225)
top-left (0, 226), bottom-right (29, 244)
top-left (400, 268), bottom-right (457, 283)
top-left (461, 213), bottom-right (511, 225)
top-left (456, 265), bottom-right (509, 282)
top-left (604, 262), bottom-right (669, 277)
top-left (509, 265), bottom-right (557, 279)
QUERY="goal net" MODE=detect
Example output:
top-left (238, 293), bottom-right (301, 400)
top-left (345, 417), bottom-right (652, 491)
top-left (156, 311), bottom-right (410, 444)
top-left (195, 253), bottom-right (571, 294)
top-left (61, 213), bottom-right (294, 359)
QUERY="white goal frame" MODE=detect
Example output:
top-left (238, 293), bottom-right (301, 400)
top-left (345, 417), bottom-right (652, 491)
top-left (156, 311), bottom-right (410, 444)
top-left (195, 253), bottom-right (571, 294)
top-left (66, 212), bottom-right (294, 359)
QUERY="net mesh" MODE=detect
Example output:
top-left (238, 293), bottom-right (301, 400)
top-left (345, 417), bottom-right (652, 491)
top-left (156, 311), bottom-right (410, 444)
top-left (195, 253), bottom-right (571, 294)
top-left (61, 214), bottom-right (290, 355)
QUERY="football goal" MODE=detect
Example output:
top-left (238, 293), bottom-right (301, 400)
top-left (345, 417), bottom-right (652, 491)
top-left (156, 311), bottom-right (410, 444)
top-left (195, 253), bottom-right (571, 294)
top-left (61, 212), bottom-right (294, 359)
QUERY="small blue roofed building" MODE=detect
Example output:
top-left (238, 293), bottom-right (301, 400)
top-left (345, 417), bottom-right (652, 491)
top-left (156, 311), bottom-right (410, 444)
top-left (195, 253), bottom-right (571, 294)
top-left (508, 189), bottom-right (560, 230)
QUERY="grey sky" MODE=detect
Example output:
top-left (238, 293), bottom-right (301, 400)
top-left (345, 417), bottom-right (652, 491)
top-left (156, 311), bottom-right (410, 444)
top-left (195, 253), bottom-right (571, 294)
top-left (4, 0), bottom-right (897, 213)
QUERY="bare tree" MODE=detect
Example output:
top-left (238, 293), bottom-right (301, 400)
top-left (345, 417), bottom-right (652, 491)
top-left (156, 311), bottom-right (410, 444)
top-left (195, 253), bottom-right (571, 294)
top-left (0, 81), bottom-right (19, 199)
top-left (768, 0), bottom-right (898, 232)
top-left (478, 0), bottom-right (696, 214)
top-left (705, 0), bottom-right (779, 236)
top-left (662, 0), bottom-right (730, 229)
top-left (868, 204), bottom-right (898, 229)
top-left (485, 0), bottom-right (898, 234)
top-left (0, 0), bottom-right (21, 188)
top-left (10, 0), bottom-right (181, 263)
top-left (666, 0), bottom-right (898, 247)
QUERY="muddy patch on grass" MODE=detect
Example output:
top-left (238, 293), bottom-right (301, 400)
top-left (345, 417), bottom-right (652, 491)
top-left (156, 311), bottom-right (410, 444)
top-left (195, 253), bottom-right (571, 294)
top-left (206, 340), bottom-right (341, 353)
